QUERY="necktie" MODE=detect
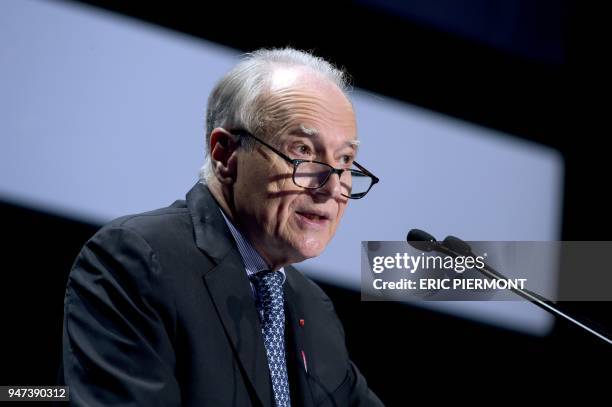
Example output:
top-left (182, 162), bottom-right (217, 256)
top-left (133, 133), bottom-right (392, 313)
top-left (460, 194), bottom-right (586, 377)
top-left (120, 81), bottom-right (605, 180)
top-left (250, 270), bottom-right (291, 407)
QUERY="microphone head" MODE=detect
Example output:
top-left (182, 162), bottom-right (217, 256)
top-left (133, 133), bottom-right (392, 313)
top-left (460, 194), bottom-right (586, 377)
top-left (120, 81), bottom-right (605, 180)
top-left (442, 235), bottom-right (473, 256)
top-left (406, 229), bottom-right (438, 252)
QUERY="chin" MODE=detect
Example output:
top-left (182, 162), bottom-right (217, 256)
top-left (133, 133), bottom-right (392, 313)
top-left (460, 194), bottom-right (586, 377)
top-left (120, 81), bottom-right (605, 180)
top-left (294, 236), bottom-right (328, 260)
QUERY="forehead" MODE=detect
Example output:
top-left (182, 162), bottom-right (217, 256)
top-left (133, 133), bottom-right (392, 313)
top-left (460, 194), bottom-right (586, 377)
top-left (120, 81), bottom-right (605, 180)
top-left (266, 67), bottom-right (357, 143)
top-left (290, 123), bottom-right (360, 150)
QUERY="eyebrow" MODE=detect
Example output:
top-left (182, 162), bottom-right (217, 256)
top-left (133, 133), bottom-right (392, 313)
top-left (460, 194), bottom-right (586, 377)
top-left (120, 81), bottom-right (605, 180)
top-left (289, 124), bottom-right (360, 151)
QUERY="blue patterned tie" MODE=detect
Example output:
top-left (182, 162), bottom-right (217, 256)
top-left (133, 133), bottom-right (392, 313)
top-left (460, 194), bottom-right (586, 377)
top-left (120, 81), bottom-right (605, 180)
top-left (250, 270), bottom-right (291, 407)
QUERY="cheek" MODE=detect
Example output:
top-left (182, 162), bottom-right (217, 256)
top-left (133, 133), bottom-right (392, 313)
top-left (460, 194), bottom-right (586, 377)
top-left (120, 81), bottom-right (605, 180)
top-left (250, 164), bottom-right (297, 225)
top-left (331, 204), bottom-right (348, 231)
top-left (276, 205), bottom-right (292, 232)
top-left (266, 195), bottom-right (298, 237)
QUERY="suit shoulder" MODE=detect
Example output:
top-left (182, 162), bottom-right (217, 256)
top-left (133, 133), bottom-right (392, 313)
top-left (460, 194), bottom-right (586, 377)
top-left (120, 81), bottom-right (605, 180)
top-left (99, 200), bottom-right (190, 240)
top-left (72, 201), bottom-right (192, 295)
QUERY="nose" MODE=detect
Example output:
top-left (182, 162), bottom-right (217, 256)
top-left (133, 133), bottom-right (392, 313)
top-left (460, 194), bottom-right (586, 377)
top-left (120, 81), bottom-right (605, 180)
top-left (316, 171), bottom-right (343, 199)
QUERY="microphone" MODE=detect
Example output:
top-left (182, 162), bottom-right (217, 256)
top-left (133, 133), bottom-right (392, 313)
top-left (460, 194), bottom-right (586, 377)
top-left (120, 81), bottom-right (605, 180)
top-left (441, 235), bottom-right (472, 256)
top-left (406, 229), bottom-right (612, 345)
top-left (406, 229), bottom-right (453, 257)
top-left (406, 229), bottom-right (438, 252)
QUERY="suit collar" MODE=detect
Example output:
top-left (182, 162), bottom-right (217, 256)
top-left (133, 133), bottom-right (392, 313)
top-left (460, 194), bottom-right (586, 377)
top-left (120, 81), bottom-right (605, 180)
top-left (186, 181), bottom-right (236, 264)
top-left (186, 182), bottom-right (275, 405)
top-left (203, 252), bottom-right (275, 406)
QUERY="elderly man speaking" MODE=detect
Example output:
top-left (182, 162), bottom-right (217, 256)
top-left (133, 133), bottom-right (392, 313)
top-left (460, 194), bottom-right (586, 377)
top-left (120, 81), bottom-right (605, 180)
top-left (62, 48), bottom-right (383, 406)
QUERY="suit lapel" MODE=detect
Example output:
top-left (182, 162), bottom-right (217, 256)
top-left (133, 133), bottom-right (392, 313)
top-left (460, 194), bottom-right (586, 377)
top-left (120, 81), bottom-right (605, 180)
top-left (284, 270), bottom-right (317, 407)
top-left (187, 183), bottom-right (273, 406)
top-left (204, 253), bottom-right (273, 406)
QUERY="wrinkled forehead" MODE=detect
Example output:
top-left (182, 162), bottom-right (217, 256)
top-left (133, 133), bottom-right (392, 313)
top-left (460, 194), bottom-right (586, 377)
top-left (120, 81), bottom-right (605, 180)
top-left (293, 123), bottom-right (360, 151)
top-left (263, 67), bottom-right (357, 145)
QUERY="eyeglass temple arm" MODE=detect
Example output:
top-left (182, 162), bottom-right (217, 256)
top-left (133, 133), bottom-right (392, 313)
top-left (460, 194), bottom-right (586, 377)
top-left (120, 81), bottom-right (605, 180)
top-left (353, 161), bottom-right (379, 183)
top-left (229, 128), bottom-right (296, 164)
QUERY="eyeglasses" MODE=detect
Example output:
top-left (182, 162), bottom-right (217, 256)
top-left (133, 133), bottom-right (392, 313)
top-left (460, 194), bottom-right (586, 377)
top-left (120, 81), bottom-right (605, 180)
top-left (228, 129), bottom-right (379, 199)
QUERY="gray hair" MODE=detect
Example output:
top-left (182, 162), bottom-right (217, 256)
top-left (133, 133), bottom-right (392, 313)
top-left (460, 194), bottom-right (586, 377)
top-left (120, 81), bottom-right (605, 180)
top-left (199, 47), bottom-right (351, 182)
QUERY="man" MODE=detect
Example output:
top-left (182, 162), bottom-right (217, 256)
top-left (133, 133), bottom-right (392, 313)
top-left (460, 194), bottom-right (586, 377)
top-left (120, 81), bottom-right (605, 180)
top-left (62, 47), bottom-right (383, 406)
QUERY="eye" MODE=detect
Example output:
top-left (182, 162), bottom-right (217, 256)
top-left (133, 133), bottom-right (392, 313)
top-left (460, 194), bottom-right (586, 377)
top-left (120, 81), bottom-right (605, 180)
top-left (294, 144), bottom-right (313, 156)
top-left (340, 154), bottom-right (354, 165)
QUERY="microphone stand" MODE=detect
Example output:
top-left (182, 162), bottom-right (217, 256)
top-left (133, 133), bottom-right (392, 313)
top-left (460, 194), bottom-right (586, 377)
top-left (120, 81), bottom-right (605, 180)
top-left (439, 243), bottom-right (612, 345)
top-left (406, 229), bottom-right (612, 345)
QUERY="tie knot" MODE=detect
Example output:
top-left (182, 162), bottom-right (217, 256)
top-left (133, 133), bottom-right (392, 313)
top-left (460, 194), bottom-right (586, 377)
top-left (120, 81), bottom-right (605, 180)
top-left (249, 270), bottom-right (284, 321)
top-left (250, 270), bottom-right (283, 292)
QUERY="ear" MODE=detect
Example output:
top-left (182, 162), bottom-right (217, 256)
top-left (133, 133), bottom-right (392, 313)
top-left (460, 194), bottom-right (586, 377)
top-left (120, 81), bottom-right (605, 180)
top-left (210, 128), bottom-right (240, 185)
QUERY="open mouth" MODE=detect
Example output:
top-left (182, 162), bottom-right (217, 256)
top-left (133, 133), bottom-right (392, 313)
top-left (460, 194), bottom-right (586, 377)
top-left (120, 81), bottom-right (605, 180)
top-left (296, 211), bottom-right (330, 222)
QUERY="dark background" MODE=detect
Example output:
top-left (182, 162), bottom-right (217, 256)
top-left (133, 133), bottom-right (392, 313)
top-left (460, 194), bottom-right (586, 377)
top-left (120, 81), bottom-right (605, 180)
top-left (2, 0), bottom-right (610, 403)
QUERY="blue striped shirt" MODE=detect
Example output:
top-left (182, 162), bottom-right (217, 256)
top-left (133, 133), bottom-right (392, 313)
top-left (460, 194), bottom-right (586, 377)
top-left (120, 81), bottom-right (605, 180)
top-left (219, 209), bottom-right (287, 298)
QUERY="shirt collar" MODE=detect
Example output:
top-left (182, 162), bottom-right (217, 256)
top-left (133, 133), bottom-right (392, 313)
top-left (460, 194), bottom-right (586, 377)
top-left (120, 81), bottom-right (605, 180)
top-left (219, 208), bottom-right (286, 284)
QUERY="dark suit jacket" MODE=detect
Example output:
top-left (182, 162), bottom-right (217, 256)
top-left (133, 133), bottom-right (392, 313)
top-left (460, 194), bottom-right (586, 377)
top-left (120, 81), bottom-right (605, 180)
top-left (62, 182), bottom-right (384, 406)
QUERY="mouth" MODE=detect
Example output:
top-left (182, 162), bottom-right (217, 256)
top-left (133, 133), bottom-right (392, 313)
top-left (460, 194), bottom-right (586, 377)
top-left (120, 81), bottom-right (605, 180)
top-left (295, 210), bottom-right (331, 227)
top-left (296, 212), bottom-right (328, 221)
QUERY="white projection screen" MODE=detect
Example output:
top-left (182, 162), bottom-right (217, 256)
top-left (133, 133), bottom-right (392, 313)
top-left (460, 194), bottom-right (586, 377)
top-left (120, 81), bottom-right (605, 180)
top-left (0, 0), bottom-right (563, 335)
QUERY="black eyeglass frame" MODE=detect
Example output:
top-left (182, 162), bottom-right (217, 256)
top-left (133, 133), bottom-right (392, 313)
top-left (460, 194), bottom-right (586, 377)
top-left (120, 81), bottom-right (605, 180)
top-left (227, 128), bottom-right (379, 199)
